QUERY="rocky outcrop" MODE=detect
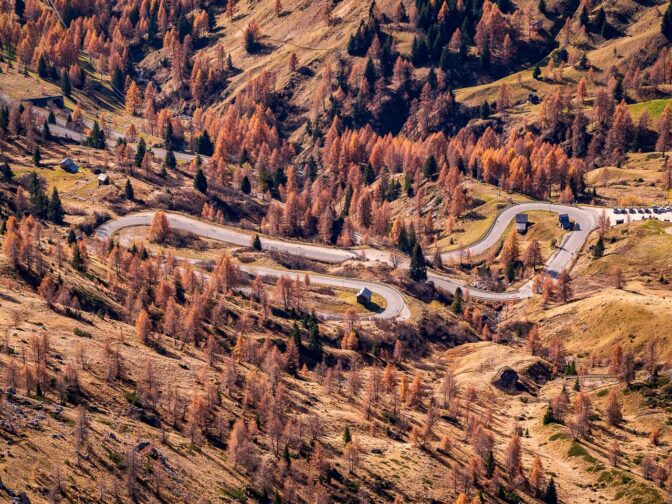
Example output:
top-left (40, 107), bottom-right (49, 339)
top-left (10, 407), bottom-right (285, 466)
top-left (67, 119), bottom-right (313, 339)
top-left (492, 367), bottom-right (521, 392)
top-left (492, 360), bottom-right (552, 395)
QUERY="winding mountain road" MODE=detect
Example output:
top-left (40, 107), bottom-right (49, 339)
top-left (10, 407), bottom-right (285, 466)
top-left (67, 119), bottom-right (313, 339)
top-left (96, 203), bottom-right (599, 319)
top-left (48, 119), bottom-right (199, 163)
top-left (97, 212), bottom-right (408, 320)
top-left (434, 202), bottom-right (599, 300)
top-left (48, 110), bottom-right (601, 318)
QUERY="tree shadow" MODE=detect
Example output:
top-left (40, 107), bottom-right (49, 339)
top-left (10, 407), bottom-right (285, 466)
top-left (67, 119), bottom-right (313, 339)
top-left (249, 39), bottom-right (280, 56)
top-left (463, 210), bottom-right (486, 222)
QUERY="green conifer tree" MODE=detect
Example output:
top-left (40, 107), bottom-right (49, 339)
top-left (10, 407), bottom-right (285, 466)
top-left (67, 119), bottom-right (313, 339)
top-left (308, 321), bottom-right (321, 355)
top-left (37, 55), bottom-right (48, 78)
top-left (343, 425), bottom-right (352, 446)
top-left (134, 137), bottom-right (147, 167)
top-left (545, 478), bottom-right (558, 504)
top-left (32, 146), bottom-right (41, 166)
top-left (71, 244), bottom-right (84, 271)
top-left (451, 287), bottom-right (463, 314)
top-left (423, 155), bottom-right (437, 180)
top-left (125, 179), bottom-right (135, 201)
top-left (593, 237), bottom-right (605, 258)
top-left (1, 161), bottom-right (13, 182)
top-left (47, 188), bottom-right (65, 224)
top-left (60, 69), bottom-right (71, 98)
top-left (165, 149), bottom-right (176, 169)
top-left (42, 120), bottom-right (52, 141)
top-left (664, 3), bottom-right (672, 40)
top-left (288, 322), bottom-right (301, 350)
top-left (194, 167), bottom-right (208, 193)
top-left (485, 450), bottom-right (496, 477)
top-left (409, 243), bottom-right (427, 281)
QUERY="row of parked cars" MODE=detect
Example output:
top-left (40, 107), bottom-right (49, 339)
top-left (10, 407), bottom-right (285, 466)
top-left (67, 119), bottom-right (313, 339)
top-left (613, 206), bottom-right (672, 215)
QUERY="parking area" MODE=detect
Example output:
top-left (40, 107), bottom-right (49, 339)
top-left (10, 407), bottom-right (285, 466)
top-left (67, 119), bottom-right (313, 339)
top-left (607, 206), bottom-right (672, 225)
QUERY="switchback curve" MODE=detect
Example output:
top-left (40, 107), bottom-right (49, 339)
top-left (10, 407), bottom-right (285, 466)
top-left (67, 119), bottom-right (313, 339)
top-left (95, 203), bottom-right (598, 318)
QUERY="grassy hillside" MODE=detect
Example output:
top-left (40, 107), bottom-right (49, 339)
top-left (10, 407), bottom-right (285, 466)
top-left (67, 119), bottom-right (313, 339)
top-left (3, 0), bottom-right (672, 501)
top-left (629, 98), bottom-right (672, 121)
top-left (520, 219), bottom-right (672, 360)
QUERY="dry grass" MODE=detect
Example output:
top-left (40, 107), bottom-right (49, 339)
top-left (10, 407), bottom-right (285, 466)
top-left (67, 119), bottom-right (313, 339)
top-left (116, 226), bottom-right (240, 260)
top-left (489, 210), bottom-right (566, 262)
top-left (0, 66), bottom-right (62, 100)
top-left (628, 98), bottom-right (672, 121)
top-left (444, 340), bottom-right (666, 503)
top-left (584, 153), bottom-right (670, 206)
top-left (531, 288), bottom-right (672, 360)
top-left (14, 164), bottom-right (98, 199)
top-left (137, 0), bottom-right (402, 127)
top-left (0, 260), bottom-right (243, 500)
top-left (0, 49), bottom-right (151, 143)
top-left (434, 180), bottom-right (531, 252)
top-left (0, 252), bottom-right (472, 503)
top-left (577, 219), bottom-right (672, 282)
top-left (516, 220), bottom-right (672, 361)
top-left (1, 0), bottom-right (671, 501)
top-left (312, 289), bottom-right (387, 315)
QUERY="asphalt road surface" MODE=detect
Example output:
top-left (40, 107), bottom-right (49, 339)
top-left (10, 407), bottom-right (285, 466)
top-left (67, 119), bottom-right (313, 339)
top-left (51, 116), bottom-right (602, 315)
top-left (431, 203), bottom-right (598, 300)
top-left (96, 204), bottom-right (599, 318)
top-left (48, 119), bottom-right (202, 163)
top-left (49, 111), bottom-right (672, 312)
top-left (100, 212), bottom-right (408, 321)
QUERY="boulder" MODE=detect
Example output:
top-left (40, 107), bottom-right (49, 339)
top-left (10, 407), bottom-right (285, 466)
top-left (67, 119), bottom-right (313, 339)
top-left (128, 407), bottom-right (161, 428)
top-left (493, 360), bottom-right (553, 394)
top-left (493, 367), bottom-right (520, 392)
top-left (136, 441), bottom-right (150, 451)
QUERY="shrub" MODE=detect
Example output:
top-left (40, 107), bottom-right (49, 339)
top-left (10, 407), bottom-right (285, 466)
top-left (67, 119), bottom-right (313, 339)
top-left (73, 327), bottom-right (92, 338)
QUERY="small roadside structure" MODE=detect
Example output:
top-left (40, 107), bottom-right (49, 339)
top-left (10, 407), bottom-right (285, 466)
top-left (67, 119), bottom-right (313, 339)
top-left (558, 214), bottom-right (571, 230)
top-left (97, 173), bottom-right (110, 186)
top-left (356, 287), bottom-right (372, 305)
top-left (515, 214), bottom-right (529, 234)
top-left (58, 158), bottom-right (79, 173)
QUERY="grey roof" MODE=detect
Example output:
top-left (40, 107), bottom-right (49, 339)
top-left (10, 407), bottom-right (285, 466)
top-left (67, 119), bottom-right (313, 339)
top-left (515, 214), bottom-right (528, 223)
top-left (97, 173), bottom-right (109, 181)
top-left (558, 214), bottom-right (570, 221)
top-left (357, 287), bottom-right (372, 298)
top-left (59, 158), bottom-right (79, 171)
